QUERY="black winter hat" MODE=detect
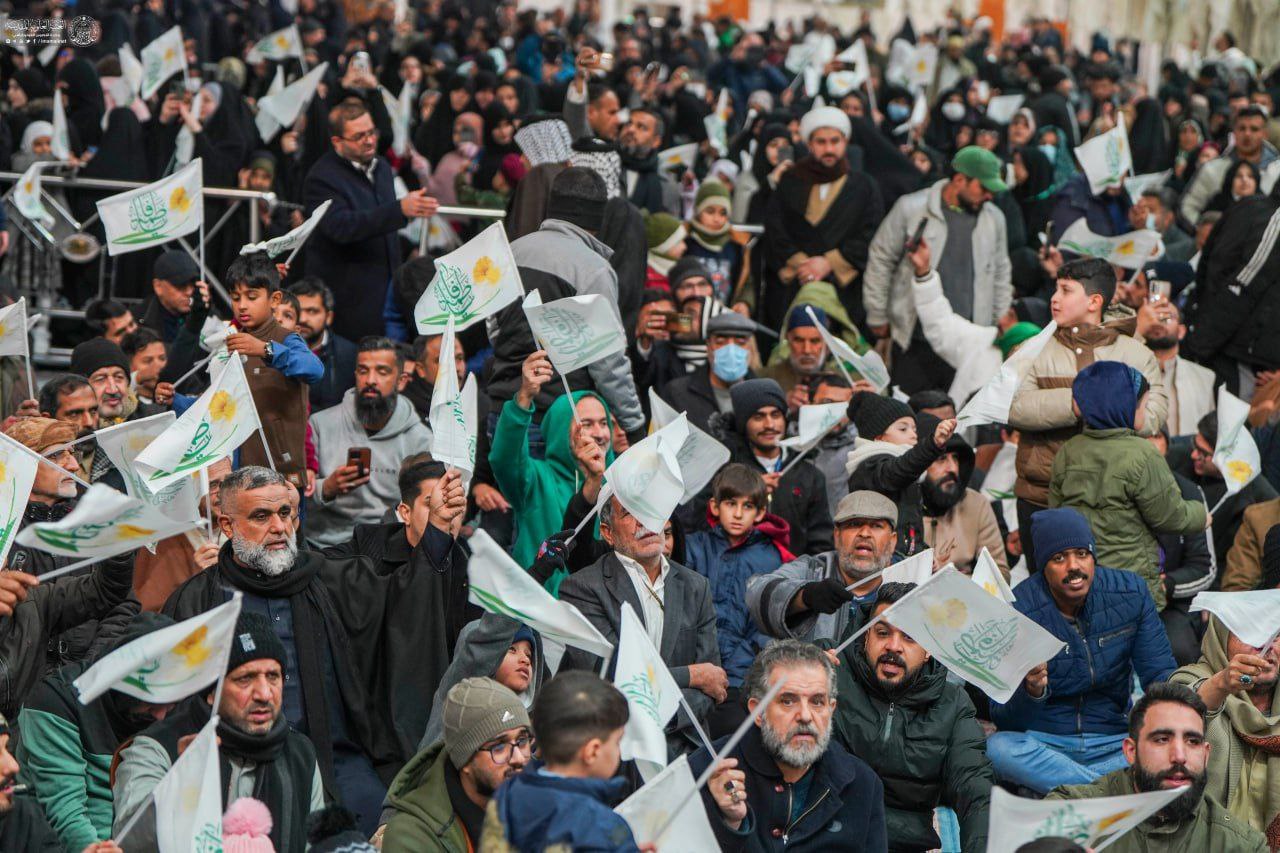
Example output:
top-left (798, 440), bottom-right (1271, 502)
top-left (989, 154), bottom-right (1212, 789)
top-left (730, 379), bottom-right (787, 435)
top-left (847, 391), bottom-right (913, 440)
top-left (70, 338), bottom-right (130, 380)
top-left (225, 611), bottom-right (288, 675)
top-left (546, 166), bottom-right (607, 232)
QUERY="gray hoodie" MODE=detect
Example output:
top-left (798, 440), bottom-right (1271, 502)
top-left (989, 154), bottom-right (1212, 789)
top-left (306, 389), bottom-right (432, 547)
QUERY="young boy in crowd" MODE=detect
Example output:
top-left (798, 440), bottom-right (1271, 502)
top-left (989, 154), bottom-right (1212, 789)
top-left (273, 289), bottom-right (301, 331)
top-left (1050, 360), bottom-right (1207, 609)
top-left (644, 211), bottom-right (688, 291)
top-left (684, 463), bottom-right (792, 736)
top-left (685, 180), bottom-right (744, 304)
top-left (224, 252), bottom-right (324, 491)
top-left (1008, 257), bottom-right (1166, 569)
top-left (481, 672), bottom-right (642, 852)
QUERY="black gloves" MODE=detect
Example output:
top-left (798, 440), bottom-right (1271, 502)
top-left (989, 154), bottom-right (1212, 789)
top-left (800, 577), bottom-right (855, 615)
top-left (530, 529), bottom-right (575, 585)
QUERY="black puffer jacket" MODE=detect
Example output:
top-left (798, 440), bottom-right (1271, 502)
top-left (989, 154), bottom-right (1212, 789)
top-left (831, 637), bottom-right (994, 853)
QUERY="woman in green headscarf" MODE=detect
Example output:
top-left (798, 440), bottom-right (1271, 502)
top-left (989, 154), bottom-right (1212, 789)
top-left (1034, 125), bottom-right (1078, 196)
top-left (1170, 615), bottom-right (1280, 839)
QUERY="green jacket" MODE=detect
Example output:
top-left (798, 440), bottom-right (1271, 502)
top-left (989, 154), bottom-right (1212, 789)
top-left (488, 391), bottom-right (614, 577)
top-left (1048, 768), bottom-right (1267, 852)
top-left (1049, 427), bottom-right (1207, 609)
top-left (382, 742), bottom-right (470, 853)
top-left (831, 643), bottom-right (994, 853)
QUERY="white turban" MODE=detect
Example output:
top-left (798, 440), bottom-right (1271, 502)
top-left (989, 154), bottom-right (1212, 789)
top-left (799, 106), bottom-right (851, 142)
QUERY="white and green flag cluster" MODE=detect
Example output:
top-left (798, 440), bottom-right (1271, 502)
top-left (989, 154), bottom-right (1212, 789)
top-left (524, 290), bottom-right (628, 376)
top-left (140, 26), bottom-right (187, 100)
top-left (428, 318), bottom-right (478, 476)
top-left (97, 159), bottom-right (203, 256)
top-left (1058, 219), bottom-right (1163, 270)
top-left (614, 603), bottom-right (683, 780)
top-left (0, 433), bottom-right (40, 571)
top-left (95, 412), bottom-right (200, 520)
top-left (986, 785), bottom-right (1187, 853)
top-left (1075, 113), bottom-right (1133, 195)
top-left (240, 199), bottom-right (332, 259)
top-left (16, 483), bottom-right (201, 560)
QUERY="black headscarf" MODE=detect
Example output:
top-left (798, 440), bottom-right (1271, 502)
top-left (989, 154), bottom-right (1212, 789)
top-left (415, 73), bottom-right (469, 165)
top-left (474, 102), bottom-right (517, 193)
top-left (846, 114), bottom-right (924, 209)
top-left (11, 69), bottom-right (52, 101)
top-left (1013, 145), bottom-right (1056, 245)
top-left (1206, 159), bottom-right (1264, 213)
top-left (751, 122), bottom-right (792, 192)
top-left (1128, 97), bottom-right (1173, 173)
top-left (56, 58), bottom-right (105, 152)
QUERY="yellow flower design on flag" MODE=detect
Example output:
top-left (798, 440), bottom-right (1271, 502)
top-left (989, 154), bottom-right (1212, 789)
top-left (117, 523), bottom-right (157, 540)
top-left (0, 323), bottom-right (7, 339)
top-left (22, 181), bottom-right (33, 194)
top-left (0, 461), bottom-right (7, 485)
top-left (209, 390), bottom-right (237, 423)
top-left (171, 625), bottom-right (212, 667)
top-left (1097, 809), bottom-right (1134, 832)
top-left (1116, 240), bottom-right (1135, 255)
top-left (1227, 460), bottom-right (1254, 484)
top-left (472, 256), bottom-right (501, 286)
top-left (169, 186), bottom-right (192, 214)
top-left (274, 35), bottom-right (289, 49)
top-left (924, 598), bottom-right (968, 629)
top-left (163, 48), bottom-right (176, 62)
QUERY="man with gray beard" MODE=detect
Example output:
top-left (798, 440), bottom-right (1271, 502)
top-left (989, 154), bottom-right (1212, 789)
top-left (748, 490), bottom-right (898, 644)
top-left (689, 640), bottom-right (887, 851)
top-left (163, 465), bottom-right (469, 837)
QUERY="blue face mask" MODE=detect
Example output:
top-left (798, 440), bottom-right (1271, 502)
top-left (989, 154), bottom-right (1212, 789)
top-left (1038, 144), bottom-right (1058, 163)
top-left (712, 343), bottom-right (749, 383)
top-left (887, 103), bottom-right (910, 122)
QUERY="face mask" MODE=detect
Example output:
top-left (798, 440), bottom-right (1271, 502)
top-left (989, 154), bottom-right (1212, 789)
top-left (1038, 144), bottom-right (1058, 163)
top-left (887, 103), bottom-right (910, 122)
top-left (712, 343), bottom-right (749, 382)
top-left (1145, 213), bottom-right (1157, 230)
top-left (941, 102), bottom-right (966, 122)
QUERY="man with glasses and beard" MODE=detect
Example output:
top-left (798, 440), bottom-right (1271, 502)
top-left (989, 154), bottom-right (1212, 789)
top-left (1047, 682), bottom-right (1268, 852)
top-left (307, 337), bottom-right (432, 548)
top-left (689, 640), bottom-right (887, 851)
top-left (164, 466), bottom-right (469, 835)
top-left (831, 582), bottom-right (995, 853)
top-left (917, 412), bottom-right (1011, 578)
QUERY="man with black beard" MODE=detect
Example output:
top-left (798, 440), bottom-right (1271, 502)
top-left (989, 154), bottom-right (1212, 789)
top-left (832, 582), bottom-right (995, 853)
top-left (616, 107), bottom-right (680, 215)
top-left (164, 466), bottom-right (468, 835)
top-left (917, 412), bottom-right (1011, 578)
top-left (1136, 298), bottom-right (1216, 438)
top-left (288, 278), bottom-right (358, 412)
top-left (1047, 682), bottom-right (1268, 852)
top-left (689, 640), bottom-right (887, 851)
top-left (306, 337), bottom-right (432, 548)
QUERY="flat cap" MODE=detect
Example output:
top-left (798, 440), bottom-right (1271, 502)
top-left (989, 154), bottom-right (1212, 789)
top-left (833, 490), bottom-right (898, 526)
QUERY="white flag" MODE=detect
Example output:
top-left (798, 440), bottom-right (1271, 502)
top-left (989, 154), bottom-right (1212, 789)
top-left (51, 90), bottom-right (72, 161)
top-left (601, 416), bottom-right (689, 535)
top-left (903, 90), bottom-right (929, 133)
top-left (134, 356), bottom-right (262, 492)
top-left (985, 94), bottom-right (1025, 124)
top-left (248, 25), bottom-right (303, 62)
top-left (825, 71), bottom-right (863, 98)
top-left (1075, 113), bottom-right (1133, 195)
top-left (16, 483), bottom-right (201, 561)
top-left (906, 43), bottom-right (938, 90)
top-left (805, 307), bottom-right (889, 390)
top-left (415, 222), bottom-right (523, 332)
top-left (885, 39), bottom-right (914, 87)
top-left (0, 298), bottom-right (32, 359)
top-left (523, 290), bottom-right (627, 375)
top-left (986, 785), bottom-right (1187, 853)
top-left (97, 159), bottom-right (203, 256)
top-left (13, 162), bottom-right (55, 228)
top-left (254, 67), bottom-right (288, 141)
top-left (240, 199), bottom-right (331, 258)
top-left (835, 39), bottom-right (869, 88)
top-left (1190, 590), bottom-right (1280, 649)
top-left (781, 402), bottom-right (847, 450)
top-left (75, 597), bottom-right (241, 703)
top-left (95, 413), bottom-right (200, 520)
top-left (467, 529), bottom-right (614, 671)
top-left (154, 716), bottom-right (224, 852)
top-left (1212, 386), bottom-right (1261, 496)
top-left (657, 143), bottom-right (698, 175)
top-left (955, 321), bottom-right (1058, 431)
top-left (883, 549), bottom-right (935, 585)
top-left (972, 546), bottom-right (1015, 603)
top-left (704, 90), bottom-right (730, 156)
top-left (380, 85), bottom-right (413, 157)
top-left (648, 390), bottom-right (730, 503)
top-left (615, 754), bottom-right (721, 850)
top-left (884, 566), bottom-right (1066, 702)
top-left (615, 603), bottom-right (683, 780)
top-left (1057, 219), bottom-right (1164, 270)
top-left (140, 26), bottom-right (187, 100)
top-left (428, 318), bottom-right (478, 475)
top-left (256, 62), bottom-right (328, 133)
top-left (118, 43), bottom-right (144, 97)
top-left (1125, 170), bottom-right (1171, 203)
top-left (0, 434), bottom-right (41, 570)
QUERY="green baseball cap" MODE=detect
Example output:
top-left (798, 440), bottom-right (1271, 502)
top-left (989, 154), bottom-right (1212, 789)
top-left (952, 146), bottom-right (1008, 193)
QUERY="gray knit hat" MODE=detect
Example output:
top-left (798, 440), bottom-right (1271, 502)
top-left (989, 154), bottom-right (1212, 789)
top-left (443, 677), bottom-right (530, 769)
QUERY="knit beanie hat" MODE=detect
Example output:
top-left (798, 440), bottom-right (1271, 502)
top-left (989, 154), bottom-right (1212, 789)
top-left (70, 338), bottom-right (130, 380)
top-left (644, 212), bottom-right (686, 255)
top-left (305, 806), bottom-right (376, 853)
top-left (1030, 507), bottom-right (1096, 575)
top-left (222, 798), bottom-right (275, 853)
top-left (996, 322), bottom-right (1042, 358)
top-left (443, 677), bottom-right (530, 769)
top-left (730, 379), bottom-right (787, 434)
top-left (546, 167), bottom-right (608, 232)
top-left (695, 179), bottom-right (732, 215)
top-left (668, 256), bottom-right (712, 292)
top-left (786, 304), bottom-right (827, 331)
top-left (847, 391), bottom-right (913, 440)
top-left (226, 612), bottom-right (288, 676)
top-left (5, 417), bottom-right (76, 454)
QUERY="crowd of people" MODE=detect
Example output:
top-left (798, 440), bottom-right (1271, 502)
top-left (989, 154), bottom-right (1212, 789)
top-left (1, 0), bottom-right (1280, 851)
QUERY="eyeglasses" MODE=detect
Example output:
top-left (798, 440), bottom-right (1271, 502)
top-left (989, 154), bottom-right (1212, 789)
top-left (41, 447), bottom-right (76, 464)
top-left (480, 733), bottom-right (535, 765)
top-left (340, 129), bottom-right (378, 143)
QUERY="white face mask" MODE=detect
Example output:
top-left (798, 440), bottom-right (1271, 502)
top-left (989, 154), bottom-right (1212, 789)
top-left (941, 102), bottom-right (966, 122)
top-left (1145, 213), bottom-right (1158, 230)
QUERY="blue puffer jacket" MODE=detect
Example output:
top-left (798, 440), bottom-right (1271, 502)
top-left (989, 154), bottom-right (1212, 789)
top-left (991, 566), bottom-right (1176, 736)
top-left (485, 763), bottom-right (639, 852)
top-left (685, 523), bottom-right (787, 686)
